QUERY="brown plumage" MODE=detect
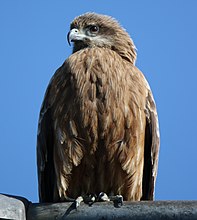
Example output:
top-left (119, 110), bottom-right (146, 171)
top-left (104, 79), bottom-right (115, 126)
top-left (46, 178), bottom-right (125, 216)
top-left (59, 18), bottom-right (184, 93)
top-left (37, 13), bottom-right (160, 203)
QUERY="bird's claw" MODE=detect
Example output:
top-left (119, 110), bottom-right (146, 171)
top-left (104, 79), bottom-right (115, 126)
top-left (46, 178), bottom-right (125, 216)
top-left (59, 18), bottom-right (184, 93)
top-left (62, 196), bottom-right (84, 217)
top-left (98, 192), bottom-right (110, 202)
top-left (64, 193), bottom-right (123, 217)
top-left (98, 192), bottom-right (123, 208)
top-left (108, 195), bottom-right (123, 208)
top-left (83, 194), bottom-right (96, 206)
top-left (74, 196), bottom-right (83, 209)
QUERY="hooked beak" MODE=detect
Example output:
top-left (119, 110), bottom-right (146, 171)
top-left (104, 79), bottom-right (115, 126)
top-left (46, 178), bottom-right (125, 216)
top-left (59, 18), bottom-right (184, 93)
top-left (67, 28), bottom-right (87, 46)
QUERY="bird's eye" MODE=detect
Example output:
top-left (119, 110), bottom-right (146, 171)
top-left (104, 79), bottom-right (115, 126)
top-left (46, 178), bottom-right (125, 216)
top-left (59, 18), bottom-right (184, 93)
top-left (89, 25), bottom-right (99, 33)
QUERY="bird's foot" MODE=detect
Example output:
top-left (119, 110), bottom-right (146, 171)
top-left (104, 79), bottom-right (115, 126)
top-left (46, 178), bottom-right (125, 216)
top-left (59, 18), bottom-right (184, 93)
top-left (98, 192), bottom-right (123, 208)
top-left (74, 196), bottom-right (84, 209)
top-left (98, 192), bottom-right (110, 202)
top-left (62, 196), bottom-right (84, 217)
top-left (63, 192), bottom-right (123, 217)
top-left (83, 194), bottom-right (96, 206)
top-left (109, 195), bottom-right (123, 208)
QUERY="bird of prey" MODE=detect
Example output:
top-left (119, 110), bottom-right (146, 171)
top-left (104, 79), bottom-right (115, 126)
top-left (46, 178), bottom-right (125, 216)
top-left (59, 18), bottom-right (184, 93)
top-left (37, 13), bottom-right (160, 204)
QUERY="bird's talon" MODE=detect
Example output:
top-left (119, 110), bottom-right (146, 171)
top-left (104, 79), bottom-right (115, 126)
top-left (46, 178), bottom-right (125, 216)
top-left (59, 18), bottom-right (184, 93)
top-left (75, 196), bottom-right (83, 209)
top-left (113, 195), bottom-right (123, 208)
top-left (98, 192), bottom-right (110, 202)
top-left (82, 194), bottom-right (96, 206)
top-left (89, 195), bottom-right (96, 206)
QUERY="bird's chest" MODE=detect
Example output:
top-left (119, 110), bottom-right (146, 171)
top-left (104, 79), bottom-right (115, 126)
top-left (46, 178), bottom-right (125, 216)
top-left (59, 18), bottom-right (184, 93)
top-left (72, 56), bottom-right (129, 110)
top-left (71, 61), bottom-right (128, 132)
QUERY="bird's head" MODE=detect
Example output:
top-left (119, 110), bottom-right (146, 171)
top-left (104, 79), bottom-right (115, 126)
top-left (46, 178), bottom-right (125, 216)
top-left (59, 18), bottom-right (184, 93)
top-left (67, 13), bottom-right (137, 64)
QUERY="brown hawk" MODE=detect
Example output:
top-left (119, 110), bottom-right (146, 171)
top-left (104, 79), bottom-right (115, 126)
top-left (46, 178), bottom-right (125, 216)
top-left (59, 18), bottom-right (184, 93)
top-left (37, 13), bottom-right (160, 203)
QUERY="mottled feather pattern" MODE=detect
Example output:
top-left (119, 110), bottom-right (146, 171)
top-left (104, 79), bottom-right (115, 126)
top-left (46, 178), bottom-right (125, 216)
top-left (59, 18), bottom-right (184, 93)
top-left (37, 13), bottom-right (159, 202)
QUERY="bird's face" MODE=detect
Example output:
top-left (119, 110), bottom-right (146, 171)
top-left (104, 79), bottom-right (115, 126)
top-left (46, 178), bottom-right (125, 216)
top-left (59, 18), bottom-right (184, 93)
top-left (67, 13), bottom-right (116, 53)
top-left (67, 13), bottom-right (137, 64)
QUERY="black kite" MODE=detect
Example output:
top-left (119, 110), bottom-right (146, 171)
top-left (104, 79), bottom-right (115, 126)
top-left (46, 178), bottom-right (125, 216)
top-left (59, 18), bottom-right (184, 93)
top-left (37, 13), bottom-right (160, 203)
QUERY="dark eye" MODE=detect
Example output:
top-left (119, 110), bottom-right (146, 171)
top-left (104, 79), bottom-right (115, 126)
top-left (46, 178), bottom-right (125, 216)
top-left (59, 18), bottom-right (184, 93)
top-left (89, 25), bottom-right (99, 33)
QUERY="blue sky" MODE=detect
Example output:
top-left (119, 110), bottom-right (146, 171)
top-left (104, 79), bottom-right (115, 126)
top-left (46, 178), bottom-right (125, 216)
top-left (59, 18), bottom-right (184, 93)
top-left (0, 1), bottom-right (197, 202)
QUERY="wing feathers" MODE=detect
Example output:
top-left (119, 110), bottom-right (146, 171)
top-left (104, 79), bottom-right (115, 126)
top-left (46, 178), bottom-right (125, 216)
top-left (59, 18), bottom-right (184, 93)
top-left (142, 91), bottom-right (160, 200)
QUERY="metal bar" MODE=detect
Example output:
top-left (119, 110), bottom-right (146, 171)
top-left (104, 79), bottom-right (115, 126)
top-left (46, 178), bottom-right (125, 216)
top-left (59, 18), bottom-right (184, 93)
top-left (27, 201), bottom-right (197, 220)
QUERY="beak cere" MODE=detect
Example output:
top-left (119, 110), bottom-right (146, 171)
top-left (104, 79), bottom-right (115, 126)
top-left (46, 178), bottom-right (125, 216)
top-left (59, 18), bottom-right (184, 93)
top-left (67, 28), bottom-right (85, 46)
